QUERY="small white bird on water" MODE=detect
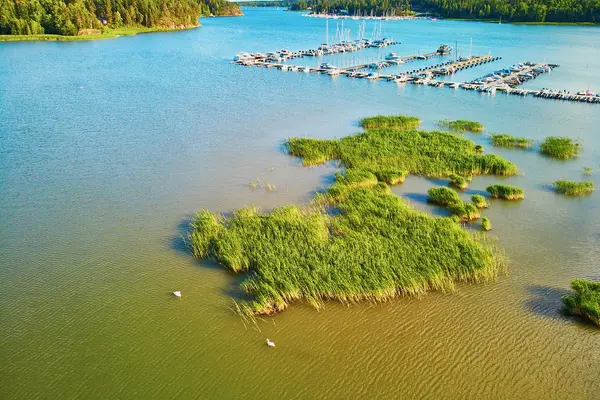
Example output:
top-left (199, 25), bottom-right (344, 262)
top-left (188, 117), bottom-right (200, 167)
top-left (266, 339), bottom-right (275, 347)
top-left (173, 291), bottom-right (182, 298)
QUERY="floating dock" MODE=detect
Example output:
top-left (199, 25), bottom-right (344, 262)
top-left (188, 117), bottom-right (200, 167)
top-left (232, 45), bottom-right (599, 104)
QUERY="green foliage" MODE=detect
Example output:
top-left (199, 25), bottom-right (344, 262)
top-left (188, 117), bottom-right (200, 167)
top-left (471, 194), bottom-right (488, 208)
top-left (428, 187), bottom-right (461, 206)
top-left (562, 279), bottom-right (600, 327)
top-left (486, 184), bottom-right (524, 200)
top-left (481, 216), bottom-right (492, 231)
top-left (448, 201), bottom-right (481, 221)
top-left (290, 0), bottom-right (413, 15)
top-left (490, 133), bottom-right (534, 148)
top-left (540, 136), bottom-right (580, 160)
top-left (438, 119), bottom-right (485, 133)
top-left (360, 115), bottom-right (422, 130)
top-left (583, 167), bottom-right (593, 175)
top-left (449, 173), bottom-right (468, 189)
top-left (288, 120), bottom-right (518, 178)
top-left (411, 0), bottom-right (600, 23)
top-left (553, 180), bottom-right (594, 196)
top-left (189, 179), bottom-right (506, 315)
top-left (0, 0), bottom-right (241, 36)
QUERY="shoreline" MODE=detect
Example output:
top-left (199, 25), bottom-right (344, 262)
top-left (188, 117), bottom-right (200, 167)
top-left (0, 25), bottom-right (201, 43)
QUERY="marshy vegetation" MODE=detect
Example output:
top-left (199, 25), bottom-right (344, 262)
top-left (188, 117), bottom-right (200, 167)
top-left (449, 173), bottom-right (469, 189)
top-left (428, 187), bottom-right (461, 206)
top-left (481, 216), bottom-right (492, 231)
top-left (540, 136), bottom-right (580, 159)
top-left (471, 194), bottom-right (489, 209)
top-left (189, 115), bottom-right (511, 315)
top-left (288, 116), bottom-right (518, 177)
top-left (490, 134), bottom-right (534, 149)
top-left (360, 115), bottom-right (421, 130)
top-left (562, 279), bottom-right (600, 328)
top-left (583, 167), bottom-right (593, 175)
top-left (438, 119), bottom-right (485, 133)
top-left (189, 177), bottom-right (506, 315)
top-left (553, 180), bottom-right (594, 196)
top-left (486, 184), bottom-right (524, 200)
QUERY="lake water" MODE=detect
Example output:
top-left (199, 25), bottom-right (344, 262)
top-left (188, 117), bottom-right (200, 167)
top-left (1, 8), bottom-right (599, 399)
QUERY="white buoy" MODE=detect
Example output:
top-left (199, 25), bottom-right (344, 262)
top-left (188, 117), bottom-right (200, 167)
top-left (266, 339), bottom-right (275, 347)
top-left (173, 291), bottom-right (181, 298)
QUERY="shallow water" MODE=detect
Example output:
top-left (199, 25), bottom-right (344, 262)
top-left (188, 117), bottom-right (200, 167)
top-left (1, 8), bottom-right (599, 399)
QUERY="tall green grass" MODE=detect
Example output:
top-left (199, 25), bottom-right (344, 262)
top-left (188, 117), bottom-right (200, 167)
top-left (360, 115), bottom-right (422, 130)
top-left (287, 125), bottom-right (518, 178)
top-left (486, 184), bottom-right (524, 200)
top-left (553, 180), bottom-right (594, 196)
top-left (188, 116), bottom-right (510, 315)
top-left (189, 180), bottom-right (506, 315)
top-left (481, 216), bottom-right (492, 231)
top-left (490, 134), bottom-right (534, 149)
top-left (540, 137), bottom-right (580, 160)
top-left (428, 187), bottom-right (461, 206)
top-left (471, 194), bottom-right (489, 209)
top-left (449, 173), bottom-right (469, 189)
top-left (562, 279), bottom-right (600, 327)
top-left (438, 119), bottom-right (485, 133)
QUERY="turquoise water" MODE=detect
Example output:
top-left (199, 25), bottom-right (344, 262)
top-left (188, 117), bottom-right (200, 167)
top-left (1, 8), bottom-right (599, 399)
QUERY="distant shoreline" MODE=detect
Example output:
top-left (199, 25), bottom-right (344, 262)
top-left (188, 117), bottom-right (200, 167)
top-left (0, 25), bottom-right (201, 43)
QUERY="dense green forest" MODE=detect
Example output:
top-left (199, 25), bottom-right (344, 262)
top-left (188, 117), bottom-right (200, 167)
top-left (0, 0), bottom-right (242, 36)
top-left (240, 0), bottom-right (599, 22)
top-left (290, 0), bottom-right (412, 15)
top-left (412, 0), bottom-right (600, 22)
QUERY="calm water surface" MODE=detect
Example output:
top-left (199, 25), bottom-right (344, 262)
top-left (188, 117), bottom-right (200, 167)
top-left (1, 8), bottom-right (599, 399)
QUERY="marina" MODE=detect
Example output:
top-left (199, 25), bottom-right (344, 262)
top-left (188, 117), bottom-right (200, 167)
top-left (233, 41), bottom-right (599, 104)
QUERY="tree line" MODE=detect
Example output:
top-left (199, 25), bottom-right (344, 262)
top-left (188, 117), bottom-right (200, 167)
top-left (290, 0), bottom-right (412, 15)
top-left (0, 0), bottom-right (241, 36)
top-left (411, 0), bottom-right (600, 22)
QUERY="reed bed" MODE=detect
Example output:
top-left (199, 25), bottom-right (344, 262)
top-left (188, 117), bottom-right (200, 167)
top-left (481, 216), bottom-right (492, 231)
top-left (449, 201), bottom-right (481, 222)
top-left (287, 126), bottom-right (518, 178)
top-left (562, 279), bottom-right (600, 327)
top-left (360, 115), bottom-right (422, 130)
top-left (438, 119), bottom-right (485, 133)
top-left (490, 133), bottom-right (534, 149)
top-left (471, 194), bottom-right (489, 209)
top-left (428, 187), bottom-right (461, 206)
top-left (449, 173), bottom-right (469, 189)
top-left (540, 136), bottom-right (580, 159)
top-left (486, 184), bottom-right (524, 200)
top-left (553, 180), bottom-right (594, 196)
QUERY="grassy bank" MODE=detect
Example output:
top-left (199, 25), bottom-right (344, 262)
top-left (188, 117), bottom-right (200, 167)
top-left (0, 26), bottom-right (199, 42)
top-left (189, 115), bottom-right (510, 315)
top-left (562, 279), bottom-right (600, 327)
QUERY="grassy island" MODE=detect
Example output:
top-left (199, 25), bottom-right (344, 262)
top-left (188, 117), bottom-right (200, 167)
top-left (540, 137), bottom-right (580, 160)
top-left (360, 115), bottom-right (421, 130)
top-left (562, 279), bottom-right (600, 327)
top-left (449, 174), bottom-right (469, 189)
top-left (554, 180), bottom-right (594, 196)
top-left (471, 194), bottom-right (489, 209)
top-left (490, 134), bottom-right (534, 149)
top-left (189, 115), bottom-right (511, 315)
top-left (486, 184), bottom-right (524, 200)
top-left (438, 119), bottom-right (485, 133)
top-left (481, 216), bottom-right (492, 231)
top-left (428, 187), bottom-right (461, 206)
top-left (449, 201), bottom-right (481, 221)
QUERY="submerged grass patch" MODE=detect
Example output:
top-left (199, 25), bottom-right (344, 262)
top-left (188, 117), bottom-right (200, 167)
top-left (553, 180), bottom-right (594, 196)
top-left (486, 184), bottom-right (524, 200)
top-left (490, 134), bottom-right (534, 149)
top-left (189, 115), bottom-right (511, 315)
top-left (562, 279), bottom-right (600, 327)
top-left (360, 115), bottom-right (421, 130)
top-left (540, 137), bottom-right (580, 159)
top-left (438, 119), bottom-right (485, 133)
